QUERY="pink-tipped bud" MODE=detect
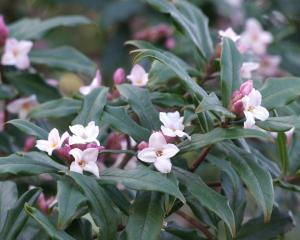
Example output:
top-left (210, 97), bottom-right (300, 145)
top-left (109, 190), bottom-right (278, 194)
top-left (24, 136), bottom-right (36, 152)
top-left (0, 16), bottom-right (8, 47)
top-left (231, 100), bottom-right (244, 116)
top-left (165, 37), bottom-right (176, 49)
top-left (37, 193), bottom-right (55, 215)
top-left (239, 80), bottom-right (253, 96)
top-left (137, 141), bottom-right (148, 151)
top-left (113, 68), bottom-right (125, 85)
top-left (57, 144), bottom-right (73, 165)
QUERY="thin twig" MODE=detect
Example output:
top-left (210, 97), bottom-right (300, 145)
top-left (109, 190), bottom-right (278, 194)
top-left (177, 210), bottom-right (214, 240)
top-left (190, 145), bottom-right (213, 172)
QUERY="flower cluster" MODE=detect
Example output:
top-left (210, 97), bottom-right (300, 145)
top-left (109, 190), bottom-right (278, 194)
top-left (36, 121), bottom-right (102, 177)
top-left (231, 80), bottom-right (269, 128)
top-left (137, 111), bottom-right (190, 173)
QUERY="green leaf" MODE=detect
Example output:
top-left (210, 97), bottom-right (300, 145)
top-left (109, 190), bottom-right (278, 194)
top-left (0, 181), bottom-right (18, 230)
top-left (100, 167), bottom-right (185, 203)
top-left (29, 98), bottom-right (81, 119)
top-left (5, 72), bottom-right (60, 102)
top-left (30, 46), bottom-right (97, 77)
top-left (9, 16), bottom-right (91, 40)
top-left (221, 143), bottom-right (274, 222)
top-left (25, 204), bottom-right (75, 240)
top-left (70, 173), bottom-right (118, 240)
top-left (73, 87), bottom-right (108, 126)
top-left (0, 152), bottom-right (66, 180)
top-left (125, 192), bottom-right (165, 240)
top-left (179, 128), bottom-right (270, 152)
top-left (57, 177), bottom-right (87, 229)
top-left (220, 38), bottom-right (242, 107)
top-left (165, 222), bottom-right (206, 240)
top-left (0, 84), bottom-right (17, 100)
top-left (196, 92), bottom-right (236, 118)
top-left (260, 77), bottom-right (300, 109)
top-left (174, 167), bottom-right (236, 237)
top-left (0, 188), bottom-right (41, 240)
top-left (101, 106), bottom-right (150, 142)
top-left (237, 207), bottom-right (295, 240)
top-left (126, 41), bottom-right (208, 101)
top-left (277, 132), bottom-right (289, 175)
top-left (117, 84), bottom-right (161, 131)
top-left (256, 116), bottom-right (300, 132)
top-left (150, 92), bottom-right (187, 107)
top-left (8, 119), bottom-right (48, 139)
top-left (146, 0), bottom-right (213, 59)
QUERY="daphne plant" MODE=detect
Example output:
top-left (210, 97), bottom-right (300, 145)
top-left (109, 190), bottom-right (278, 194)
top-left (0, 0), bottom-right (300, 239)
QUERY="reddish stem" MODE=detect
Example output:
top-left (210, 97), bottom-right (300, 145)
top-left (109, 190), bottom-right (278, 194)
top-left (190, 145), bottom-right (212, 172)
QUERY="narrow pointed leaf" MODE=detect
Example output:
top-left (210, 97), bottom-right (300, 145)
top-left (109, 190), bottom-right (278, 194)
top-left (8, 119), bottom-right (48, 139)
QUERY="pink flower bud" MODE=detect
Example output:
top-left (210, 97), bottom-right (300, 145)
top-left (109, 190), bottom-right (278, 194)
top-left (113, 68), bottom-right (125, 85)
top-left (56, 144), bottom-right (73, 165)
top-left (0, 16), bottom-right (8, 47)
top-left (0, 111), bottom-right (4, 132)
top-left (231, 100), bottom-right (244, 115)
top-left (37, 193), bottom-right (55, 215)
top-left (165, 37), bottom-right (176, 49)
top-left (239, 80), bottom-right (253, 96)
top-left (137, 141), bottom-right (148, 151)
top-left (24, 137), bottom-right (36, 152)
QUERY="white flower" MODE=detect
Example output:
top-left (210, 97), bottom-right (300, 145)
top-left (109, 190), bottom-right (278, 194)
top-left (160, 112), bottom-right (191, 140)
top-left (127, 64), bottom-right (148, 87)
top-left (240, 62), bottom-right (259, 79)
top-left (242, 89), bottom-right (269, 128)
top-left (240, 18), bottom-right (273, 55)
top-left (1, 38), bottom-right (33, 70)
top-left (69, 148), bottom-right (99, 177)
top-left (36, 128), bottom-right (69, 156)
top-left (218, 28), bottom-right (240, 42)
top-left (79, 69), bottom-right (102, 95)
top-left (7, 95), bottom-right (38, 119)
top-left (259, 55), bottom-right (281, 77)
top-left (137, 132), bottom-right (179, 173)
top-left (69, 121), bottom-right (100, 146)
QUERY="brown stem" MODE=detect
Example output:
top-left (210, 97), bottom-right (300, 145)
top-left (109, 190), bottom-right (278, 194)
top-left (190, 145), bottom-right (212, 172)
top-left (118, 135), bottom-right (135, 169)
top-left (207, 181), bottom-right (221, 188)
top-left (177, 210), bottom-right (214, 240)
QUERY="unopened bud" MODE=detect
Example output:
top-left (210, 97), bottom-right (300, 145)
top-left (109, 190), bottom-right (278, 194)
top-left (137, 141), bottom-right (148, 151)
top-left (0, 16), bottom-right (8, 47)
top-left (239, 80), bottom-right (253, 96)
top-left (24, 136), bottom-right (36, 152)
top-left (113, 68), bottom-right (125, 85)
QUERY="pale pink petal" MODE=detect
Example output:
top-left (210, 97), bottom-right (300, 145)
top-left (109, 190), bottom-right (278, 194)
top-left (161, 126), bottom-right (176, 137)
top-left (90, 69), bottom-right (102, 88)
top-left (162, 144), bottom-right (179, 158)
top-left (6, 99), bottom-right (24, 113)
top-left (248, 89), bottom-right (262, 107)
top-left (36, 140), bottom-right (50, 152)
top-left (68, 135), bottom-right (86, 145)
top-left (82, 148), bottom-right (99, 163)
top-left (252, 106), bottom-right (269, 121)
top-left (84, 162), bottom-right (99, 177)
top-left (48, 128), bottom-right (60, 145)
top-left (244, 111), bottom-right (256, 128)
top-left (148, 132), bottom-right (167, 148)
top-left (154, 158), bottom-right (172, 173)
top-left (69, 148), bottom-right (83, 162)
top-left (137, 148), bottom-right (156, 163)
top-left (69, 124), bottom-right (85, 136)
top-left (70, 162), bottom-right (83, 174)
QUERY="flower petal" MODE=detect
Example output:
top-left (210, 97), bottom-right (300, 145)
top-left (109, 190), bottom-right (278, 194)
top-left (148, 132), bottom-right (167, 149)
top-left (82, 148), bottom-right (99, 163)
top-left (243, 111), bottom-right (255, 128)
top-left (70, 162), bottom-right (83, 174)
top-left (48, 128), bottom-right (60, 146)
top-left (69, 124), bottom-right (85, 136)
top-left (161, 126), bottom-right (176, 137)
top-left (69, 148), bottom-right (83, 162)
top-left (162, 144), bottom-right (179, 158)
top-left (137, 148), bottom-right (156, 163)
top-left (252, 106), bottom-right (269, 121)
top-left (154, 158), bottom-right (172, 173)
top-left (84, 162), bottom-right (99, 178)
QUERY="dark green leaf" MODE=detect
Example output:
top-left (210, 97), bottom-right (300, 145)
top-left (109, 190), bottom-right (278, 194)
top-left (101, 106), bottom-right (150, 142)
top-left (0, 152), bottom-right (66, 180)
top-left (25, 204), bottom-right (75, 240)
top-left (150, 92), bottom-right (187, 107)
top-left (57, 177), bottom-right (87, 229)
top-left (117, 84), bottom-right (161, 131)
top-left (147, 0), bottom-right (213, 59)
top-left (0, 188), bottom-right (41, 240)
top-left (29, 98), bottom-right (81, 119)
top-left (277, 132), bottom-right (289, 175)
top-left (179, 128), bottom-right (270, 152)
top-left (220, 38), bottom-right (242, 107)
top-left (5, 72), bottom-right (60, 102)
top-left (165, 222), bottom-right (206, 240)
top-left (260, 77), bottom-right (300, 109)
top-left (125, 192), bottom-right (165, 240)
top-left (256, 116), bottom-right (300, 132)
top-left (70, 173), bottom-right (118, 240)
top-left (174, 167), bottom-right (236, 237)
top-left (237, 207), bottom-right (295, 240)
top-left (100, 167), bottom-right (185, 203)
top-left (7, 119), bottom-right (48, 139)
top-left (30, 47), bottom-right (97, 77)
top-left (0, 84), bottom-right (17, 100)
top-left (9, 16), bottom-right (91, 40)
top-left (73, 87), bottom-right (108, 126)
